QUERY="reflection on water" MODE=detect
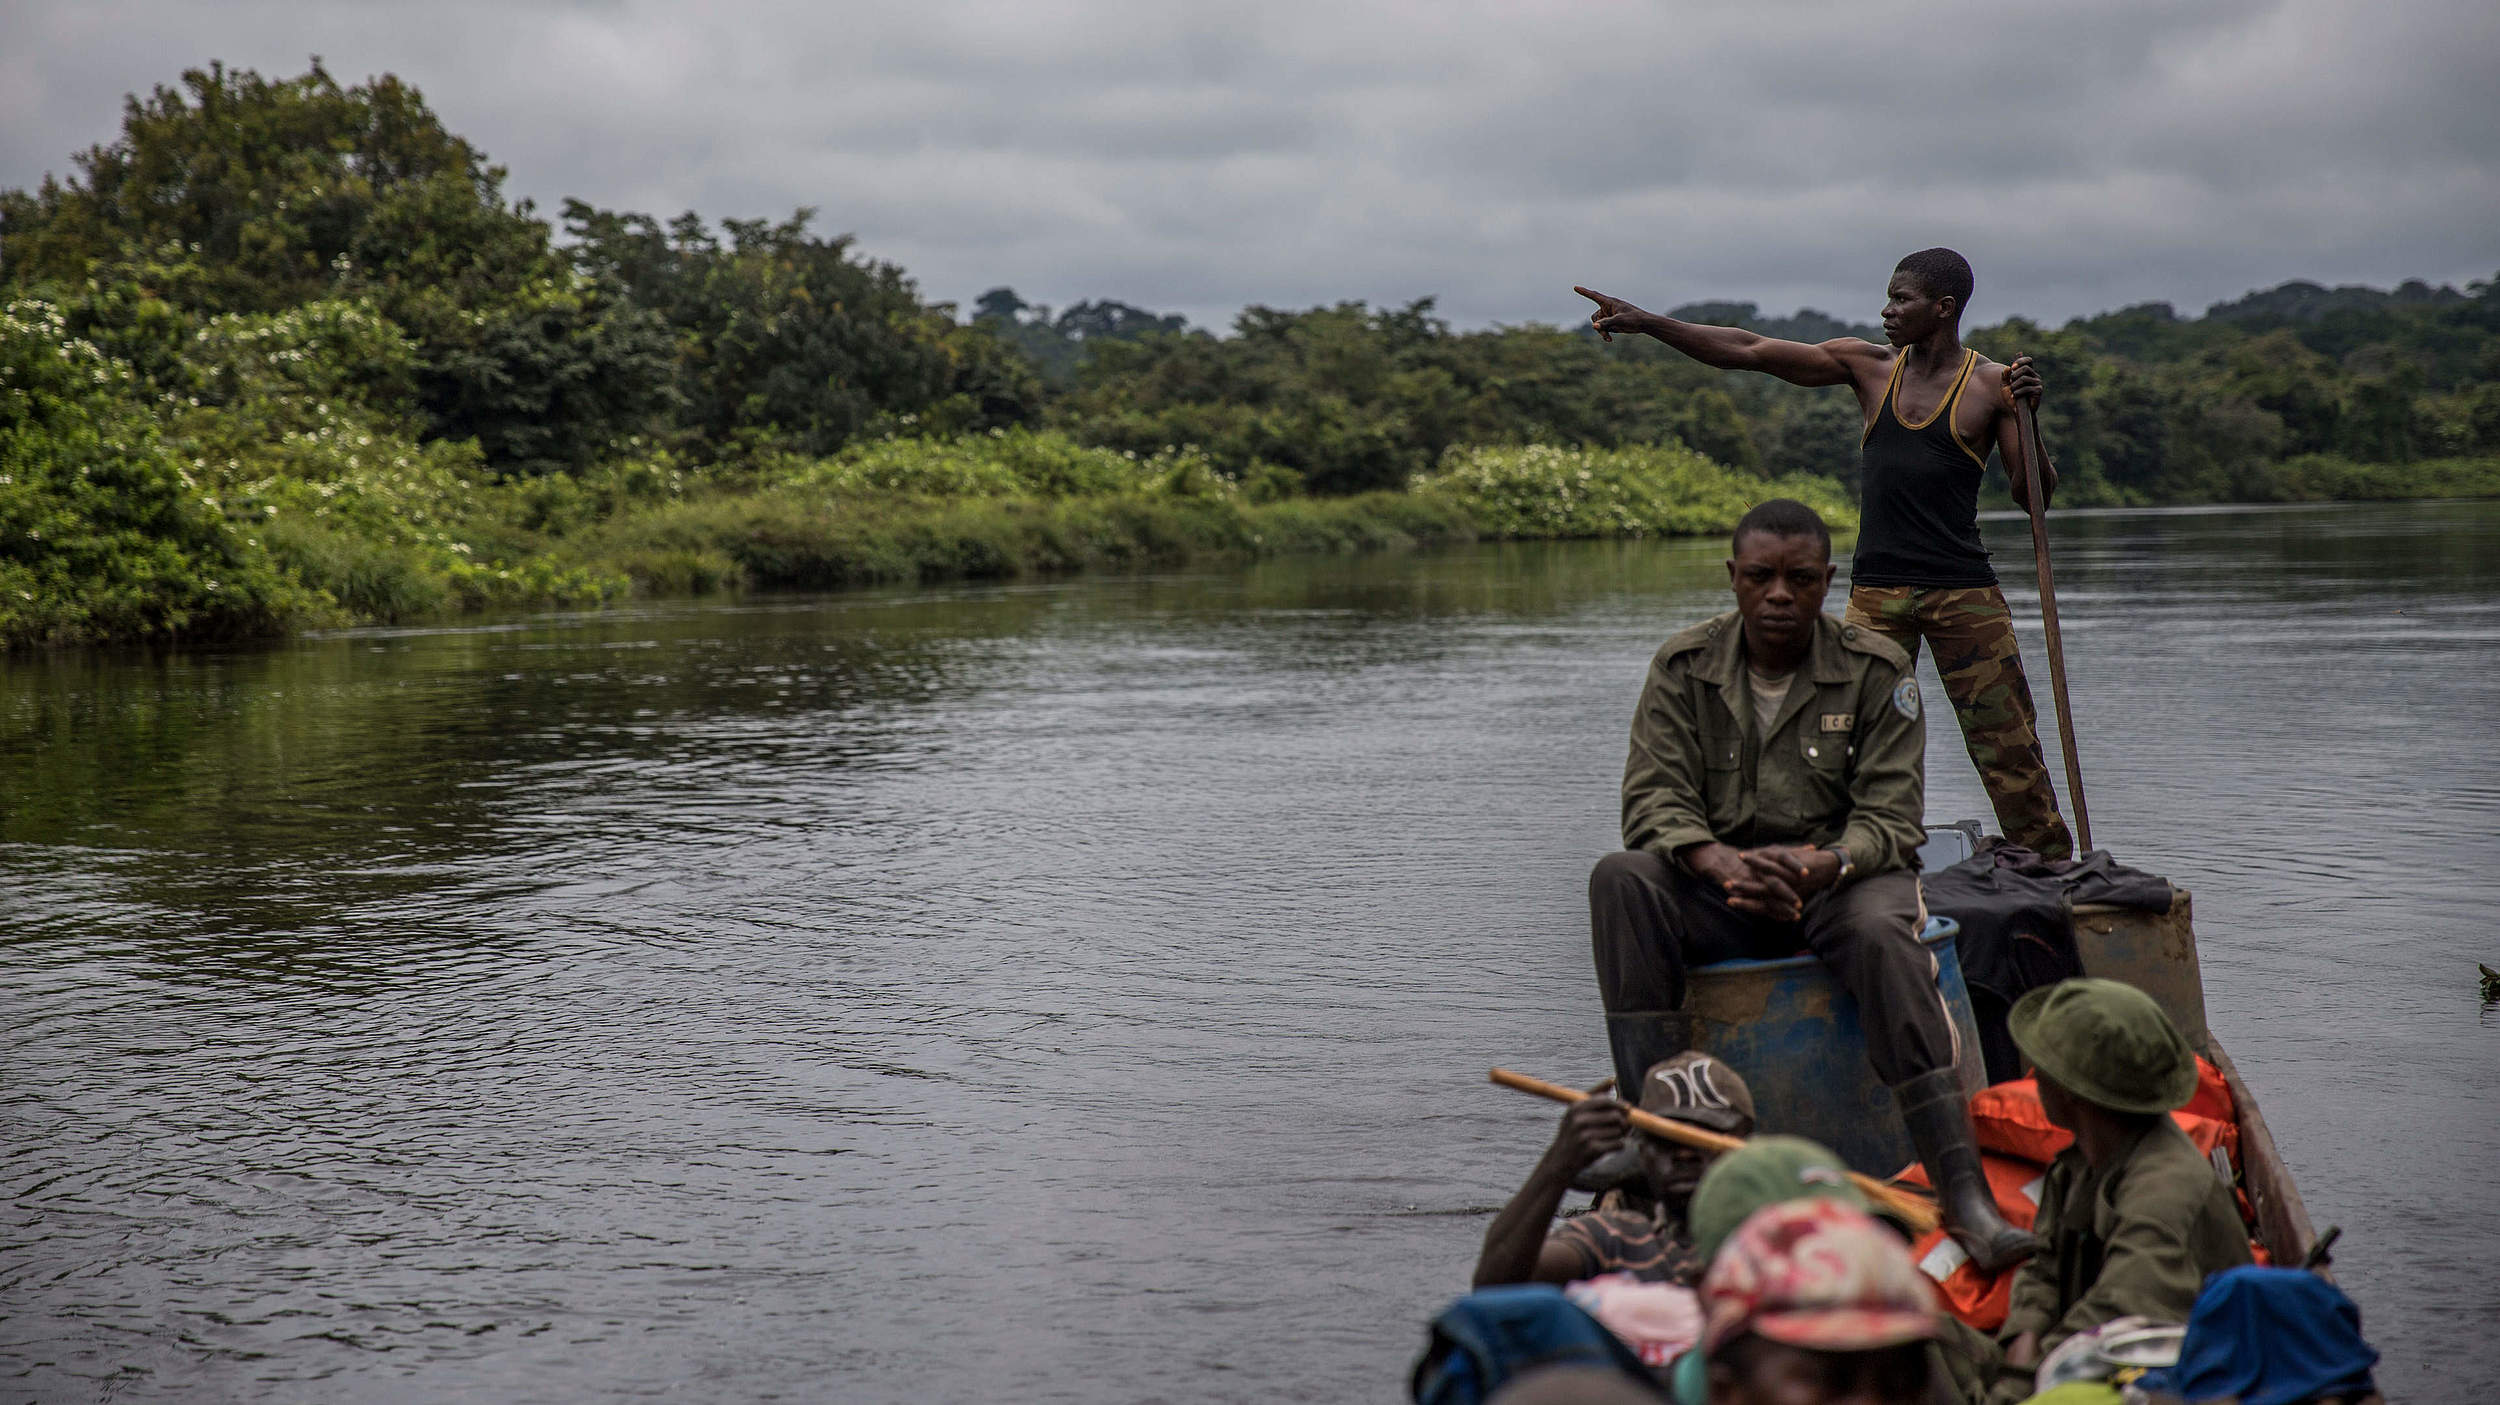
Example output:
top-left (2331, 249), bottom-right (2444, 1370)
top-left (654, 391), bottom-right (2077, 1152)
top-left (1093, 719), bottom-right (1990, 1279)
top-left (4, 503), bottom-right (2495, 1402)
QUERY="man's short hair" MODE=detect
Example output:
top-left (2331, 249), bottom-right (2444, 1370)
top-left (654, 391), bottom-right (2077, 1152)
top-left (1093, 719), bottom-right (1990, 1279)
top-left (1731, 498), bottom-right (1832, 560)
top-left (1894, 247), bottom-right (1975, 311)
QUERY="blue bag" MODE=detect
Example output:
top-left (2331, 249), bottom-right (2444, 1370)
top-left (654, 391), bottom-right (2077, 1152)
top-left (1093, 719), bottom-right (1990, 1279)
top-left (1411, 1284), bottom-right (1657, 1405)
top-left (2132, 1265), bottom-right (2378, 1405)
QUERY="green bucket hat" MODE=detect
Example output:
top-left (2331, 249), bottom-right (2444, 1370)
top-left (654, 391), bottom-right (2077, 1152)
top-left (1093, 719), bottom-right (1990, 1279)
top-left (1687, 1135), bottom-right (1866, 1263)
top-left (2008, 977), bottom-right (2198, 1115)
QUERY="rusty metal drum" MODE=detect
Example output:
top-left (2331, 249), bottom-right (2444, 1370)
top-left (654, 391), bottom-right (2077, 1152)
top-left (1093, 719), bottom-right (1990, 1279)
top-left (1683, 917), bottom-right (1985, 1175)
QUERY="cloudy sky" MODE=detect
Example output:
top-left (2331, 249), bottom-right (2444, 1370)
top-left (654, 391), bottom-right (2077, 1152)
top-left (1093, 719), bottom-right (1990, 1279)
top-left (4, 1), bottom-right (2496, 332)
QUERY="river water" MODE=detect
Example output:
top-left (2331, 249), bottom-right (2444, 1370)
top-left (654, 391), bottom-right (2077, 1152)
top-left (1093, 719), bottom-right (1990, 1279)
top-left (4, 501), bottom-right (2495, 1402)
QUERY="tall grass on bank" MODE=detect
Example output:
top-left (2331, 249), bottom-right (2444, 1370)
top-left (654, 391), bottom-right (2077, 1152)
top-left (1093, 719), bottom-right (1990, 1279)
top-left (1417, 443), bottom-right (1857, 539)
top-left (2256, 453), bottom-right (2500, 502)
top-left (564, 430), bottom-right (1469, 594)
top-left (567, 432), bottom-right (1820, 598)
top-left (577, 484), bottom-right (1476, 596)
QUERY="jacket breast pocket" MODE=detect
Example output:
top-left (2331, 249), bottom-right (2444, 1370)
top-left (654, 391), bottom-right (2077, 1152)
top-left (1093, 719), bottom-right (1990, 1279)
top-left (1798, 729), bottom-right (1851, 773)
top-left (1702, 731), bottom-right (1743, 826)
top-left (1799, 729), bottom-right (1852, 809)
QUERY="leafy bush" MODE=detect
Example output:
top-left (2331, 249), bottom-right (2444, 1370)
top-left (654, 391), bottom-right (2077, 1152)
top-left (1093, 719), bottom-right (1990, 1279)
top-left (153, 300), bottom-right (625, 616)
top-left (782, 428), bottom-right (1196, 499)
top-left (1415, 442), bottom-right (1856, 540)
top-left (0, 300), bottom-right (315, 645)
top-left (409, 270), bottom-right (675, 476)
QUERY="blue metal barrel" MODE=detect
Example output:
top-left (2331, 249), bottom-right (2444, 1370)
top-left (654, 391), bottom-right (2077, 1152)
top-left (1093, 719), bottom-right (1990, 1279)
top-left (1683, 918), bottom-right (1983, 1175)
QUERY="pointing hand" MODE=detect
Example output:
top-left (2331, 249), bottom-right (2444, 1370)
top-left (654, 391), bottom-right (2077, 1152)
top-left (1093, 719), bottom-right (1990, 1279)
top-left (1574, 286), bottom-right (1649, 343)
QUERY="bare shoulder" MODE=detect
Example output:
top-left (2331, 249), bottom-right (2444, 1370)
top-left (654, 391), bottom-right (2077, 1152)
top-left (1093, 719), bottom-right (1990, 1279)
top-left (1957, 355), bottom-right (2014, 435)
top-left (1822, 336), bottom-right (1895, 383)
top-left (1830, 337), bottom-right (1900, 400)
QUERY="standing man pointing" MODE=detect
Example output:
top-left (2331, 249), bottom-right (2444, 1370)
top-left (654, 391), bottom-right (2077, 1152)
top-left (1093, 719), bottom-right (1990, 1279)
top-left (1577, 250), bottom-right (2075, 859)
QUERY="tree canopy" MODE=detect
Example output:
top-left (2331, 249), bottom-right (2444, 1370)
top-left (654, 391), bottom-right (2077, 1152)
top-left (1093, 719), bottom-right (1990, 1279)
top-left (4, 58), bottom-right (2496, 647)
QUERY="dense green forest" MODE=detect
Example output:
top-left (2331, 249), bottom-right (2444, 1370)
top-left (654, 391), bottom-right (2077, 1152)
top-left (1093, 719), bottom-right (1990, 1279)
top-left (5, 62), bottom-right (2495, 647)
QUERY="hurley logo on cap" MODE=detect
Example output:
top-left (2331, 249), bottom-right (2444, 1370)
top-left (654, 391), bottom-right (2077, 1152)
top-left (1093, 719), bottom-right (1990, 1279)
top-left (1640, 1050), bottom-right (1756, 1133)
top-left (1649, 1057), bottom-right (1735, 1113)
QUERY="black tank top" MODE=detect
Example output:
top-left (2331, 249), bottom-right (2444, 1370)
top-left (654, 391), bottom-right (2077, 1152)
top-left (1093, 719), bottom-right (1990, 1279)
top-left (1852, 349), bottom-right (1996, 588)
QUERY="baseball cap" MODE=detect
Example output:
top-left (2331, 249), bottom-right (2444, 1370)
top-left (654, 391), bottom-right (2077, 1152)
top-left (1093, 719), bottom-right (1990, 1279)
top-left (1687, 1135), bottom-right (1866, 1261)
top-left (1637, 1050), bottom-right (1756, 1136)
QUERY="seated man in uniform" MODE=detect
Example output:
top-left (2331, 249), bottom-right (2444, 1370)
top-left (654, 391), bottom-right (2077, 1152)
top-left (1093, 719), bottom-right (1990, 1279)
top-left (1589, 498), bottom-right (2033, 1273)
top-left (1472, 1051), bottom-right (1756, 1289)
top-left (1995, 979), bottom-right (2254, 1398)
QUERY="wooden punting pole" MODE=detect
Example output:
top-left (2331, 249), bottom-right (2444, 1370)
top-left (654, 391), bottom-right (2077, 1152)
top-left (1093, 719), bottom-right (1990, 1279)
top-left (2013, 396), bottom-right (2092, 854)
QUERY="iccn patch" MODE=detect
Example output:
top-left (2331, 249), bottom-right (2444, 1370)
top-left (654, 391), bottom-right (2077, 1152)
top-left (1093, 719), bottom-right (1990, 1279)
top-left (1893, 677), bottom-right (1922, 721)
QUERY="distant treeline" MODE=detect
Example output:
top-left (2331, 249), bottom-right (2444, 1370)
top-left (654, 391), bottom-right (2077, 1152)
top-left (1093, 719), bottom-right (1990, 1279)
top-left (3, 60), bottom-right (2495, 645)
top-left (983, 281), bottom-right (2500, 507)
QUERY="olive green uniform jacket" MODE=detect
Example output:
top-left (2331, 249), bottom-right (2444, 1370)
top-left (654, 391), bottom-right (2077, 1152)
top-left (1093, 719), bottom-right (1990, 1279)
top-left (1622, 611), bottom-right (1927, 877)
top-left (1999, 1119), bottom-right (2254, 1361)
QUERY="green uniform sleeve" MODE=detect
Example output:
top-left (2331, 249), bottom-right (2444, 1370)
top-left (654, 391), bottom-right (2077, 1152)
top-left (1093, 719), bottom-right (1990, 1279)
top-left (1839, 658), bottom-right (1927, 877)
top-left (1622, 653), bottom-right (1718, 859)
top-left (2039, 1151), bottom-right (2244, 1350)
top-left (1930, 1318), bottom-right (2003, 1405)
top-left (1998, 1154), bottom-right (2071, 1342)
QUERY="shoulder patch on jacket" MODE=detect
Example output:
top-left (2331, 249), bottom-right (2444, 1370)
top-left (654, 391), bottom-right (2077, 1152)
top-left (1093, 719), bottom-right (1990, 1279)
top-left (1658, 612), bottom-right (1736, 662)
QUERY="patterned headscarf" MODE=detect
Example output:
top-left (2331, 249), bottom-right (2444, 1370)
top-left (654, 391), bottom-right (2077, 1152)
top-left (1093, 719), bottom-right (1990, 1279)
top-left (1699, 1197), bottom-right (1940, 1355)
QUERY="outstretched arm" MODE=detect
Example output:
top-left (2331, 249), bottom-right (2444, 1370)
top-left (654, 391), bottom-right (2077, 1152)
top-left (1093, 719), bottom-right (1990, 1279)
top-left (1575, 286), bottom-right (1884, 389)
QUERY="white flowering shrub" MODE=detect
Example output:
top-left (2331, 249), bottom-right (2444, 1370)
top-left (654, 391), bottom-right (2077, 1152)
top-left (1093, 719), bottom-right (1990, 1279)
top-left (182, 299), bottom-right (420, 426)
top-left (148, 300), bottom-right (626, 614)
top-left (0, 300), bottom-right (315, 644)
top-left (1415, 443), bottom-right (1857, 540)
top-left (780, 429), bottom-right (1234, 501)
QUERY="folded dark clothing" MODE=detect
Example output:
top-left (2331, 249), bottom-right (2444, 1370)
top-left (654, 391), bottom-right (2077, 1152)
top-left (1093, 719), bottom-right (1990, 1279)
top-left (1921, 842), bottom-right (2175, 1083)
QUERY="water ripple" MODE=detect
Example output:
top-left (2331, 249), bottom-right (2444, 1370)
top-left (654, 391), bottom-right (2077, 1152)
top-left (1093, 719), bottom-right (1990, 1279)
top-left (3, 503), bottom-right (2496, 1402)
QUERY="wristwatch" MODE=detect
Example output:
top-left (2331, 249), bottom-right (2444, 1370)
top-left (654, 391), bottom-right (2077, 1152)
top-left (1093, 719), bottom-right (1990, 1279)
top-left (1821, 842), bottom-right (1855, 884)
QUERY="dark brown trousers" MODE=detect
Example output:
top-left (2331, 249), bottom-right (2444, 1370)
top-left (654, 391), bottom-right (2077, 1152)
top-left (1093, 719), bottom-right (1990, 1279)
top-left (1587, 850), bottom-right (1956, 1086)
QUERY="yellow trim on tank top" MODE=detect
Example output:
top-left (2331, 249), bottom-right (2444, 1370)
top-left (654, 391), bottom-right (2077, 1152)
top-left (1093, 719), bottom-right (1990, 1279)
top-left (1861, 353), bottom-right (1909, 446)
top-left (1944, 358), bottom-right (1990, 467)
top-left (1895, 348), bottom-right (1975, 431)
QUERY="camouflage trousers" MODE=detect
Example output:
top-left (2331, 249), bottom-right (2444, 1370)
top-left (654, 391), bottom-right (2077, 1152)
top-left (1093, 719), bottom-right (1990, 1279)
top-left (1844, 584), bottom-right (2075, 860)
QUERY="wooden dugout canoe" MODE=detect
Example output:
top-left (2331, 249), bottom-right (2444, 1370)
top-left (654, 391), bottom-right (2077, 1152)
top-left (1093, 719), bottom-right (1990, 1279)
top-left (2072, 892), bottom-right (2327, 1274)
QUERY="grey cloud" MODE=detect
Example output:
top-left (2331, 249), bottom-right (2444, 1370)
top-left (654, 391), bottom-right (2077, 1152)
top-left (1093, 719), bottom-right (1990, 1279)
top-left (3, 0), bottom-right (2494, 333)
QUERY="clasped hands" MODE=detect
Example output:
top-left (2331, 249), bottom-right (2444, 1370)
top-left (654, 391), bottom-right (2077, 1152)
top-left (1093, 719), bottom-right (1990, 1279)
top-left (1678, 841), bottom-right (1843, 923)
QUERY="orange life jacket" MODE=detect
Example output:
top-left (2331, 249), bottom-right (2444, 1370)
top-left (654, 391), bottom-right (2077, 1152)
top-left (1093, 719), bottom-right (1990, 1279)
top-left (1897, 1060), bottom-right (2254, 1331)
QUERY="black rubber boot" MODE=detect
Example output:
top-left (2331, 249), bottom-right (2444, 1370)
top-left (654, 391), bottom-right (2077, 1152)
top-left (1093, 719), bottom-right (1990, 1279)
top-left (1896, 1067), bottom-right (2038, 1273)
top-left (1573, 1011), bottom-right (1695, 1195)
top-left (1605, 1009), bottom-right (1695, 1103)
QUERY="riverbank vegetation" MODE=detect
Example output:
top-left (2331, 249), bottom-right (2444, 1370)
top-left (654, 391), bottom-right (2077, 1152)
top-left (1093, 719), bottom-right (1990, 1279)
top-left (6, 61), bottom-right (2497, 647)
